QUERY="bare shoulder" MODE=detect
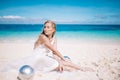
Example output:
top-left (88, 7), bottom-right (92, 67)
top-left (39, 34), bottom-right (46, 38)
top-left (39, 34), bottom-right (49, 42)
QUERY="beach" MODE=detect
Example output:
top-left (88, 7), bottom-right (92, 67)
top-left (0, 24), bottom-right (120, 80)
top-left (0, 39), bottom-right (120, 80)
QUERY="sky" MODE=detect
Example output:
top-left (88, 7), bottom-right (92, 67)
top-left (0, 0), bottom-right (120, 24)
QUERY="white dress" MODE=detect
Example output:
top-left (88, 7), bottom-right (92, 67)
top-left (0, 39), bottom-right (59, 73)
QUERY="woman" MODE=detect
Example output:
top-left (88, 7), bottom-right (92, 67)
top-left (0, 20), bottom-right (82, 74)
top-left (34, 20), bottom-right (81, 72)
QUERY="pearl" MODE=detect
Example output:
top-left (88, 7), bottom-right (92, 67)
top-left (18, 65), bottom-right (34, 80)
top-left (19, 65), bottom-right (34, 75)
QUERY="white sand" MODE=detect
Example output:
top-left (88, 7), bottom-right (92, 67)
top-left (0, 39), bottom-right (120, 80)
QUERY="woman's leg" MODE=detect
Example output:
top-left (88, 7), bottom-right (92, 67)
top-left (53, 55), bottom-right (94, 72)
top-left (61, 60), bottom-right (81, 70)
top-left (63, 66), bottom-right (76, 71)
top-left (62, 61), bottom-right (94, 72)
top-left (54, 61), bottom-right (76, 72)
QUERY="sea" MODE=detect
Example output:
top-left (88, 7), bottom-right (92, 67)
top-left (0, 24), bottom-right (120, 43)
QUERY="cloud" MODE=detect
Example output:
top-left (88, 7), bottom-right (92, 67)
top-left (91, 14), bottom-right (120, 24)
top-left (0, 15), bottom-right (25, 19)
top-left (0, 15), bottom-right (43, 24)
top-left (94, 14), bottom-right (120, 19)
top-left (0, 13), bottom-right (120, 24)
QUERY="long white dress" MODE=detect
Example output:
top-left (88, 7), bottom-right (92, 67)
top-left (0, 39), bottom-right (59, 73)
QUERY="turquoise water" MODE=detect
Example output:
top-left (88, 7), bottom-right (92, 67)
top-left (0, 24), bottom-right (120, 43)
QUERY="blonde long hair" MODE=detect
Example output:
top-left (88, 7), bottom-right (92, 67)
top-left (41, 20), bottom-right (56, 38)
top-left (34, 20), bottom-right (56, 49)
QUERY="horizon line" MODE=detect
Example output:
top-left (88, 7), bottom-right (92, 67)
top-left (0, 23), bottom-right (120, 25)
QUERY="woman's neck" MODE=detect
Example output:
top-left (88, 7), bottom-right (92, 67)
top-left (48, 35), bottom-right (53, 40)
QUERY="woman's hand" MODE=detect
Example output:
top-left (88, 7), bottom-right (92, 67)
top-left (58, 62), bottom-right (64, 72)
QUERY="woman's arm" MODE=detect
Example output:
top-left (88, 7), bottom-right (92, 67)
top-left (52, 38), bottom-right (61, 61)
top-left (40, 35), bottom-right (65, 60)
top-left (53, 37), bottom-right (57, 49)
